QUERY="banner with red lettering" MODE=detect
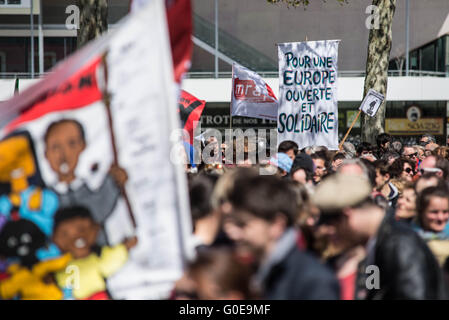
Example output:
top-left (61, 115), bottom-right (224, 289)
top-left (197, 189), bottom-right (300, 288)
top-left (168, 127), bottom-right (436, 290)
top-left (231, 63), bottom-right (278, 121)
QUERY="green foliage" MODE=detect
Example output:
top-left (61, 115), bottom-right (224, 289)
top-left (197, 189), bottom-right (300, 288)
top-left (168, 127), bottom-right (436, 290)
top-left (267, 0), bottom-right (347, 8)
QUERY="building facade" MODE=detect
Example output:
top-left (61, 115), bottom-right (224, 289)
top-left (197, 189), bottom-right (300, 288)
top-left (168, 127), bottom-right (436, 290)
top-left (1, 0), bottom-right (449, 144)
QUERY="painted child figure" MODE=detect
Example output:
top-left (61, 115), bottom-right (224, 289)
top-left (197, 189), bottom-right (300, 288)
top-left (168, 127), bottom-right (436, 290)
top-left (52, 206), bottom-right (137, 300)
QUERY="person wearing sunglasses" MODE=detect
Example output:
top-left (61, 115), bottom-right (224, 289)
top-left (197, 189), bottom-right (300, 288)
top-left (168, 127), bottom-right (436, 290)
top-left (419, 155), bottom-right (449, 181)
top-left (389, 157), bottom-right (415, 185)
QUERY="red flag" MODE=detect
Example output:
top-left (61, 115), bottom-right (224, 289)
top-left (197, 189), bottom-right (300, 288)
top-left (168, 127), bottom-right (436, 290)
top-left (130, 0), bottom-right (192, 83)
top-left (178, 90), bottom-right (206, 144)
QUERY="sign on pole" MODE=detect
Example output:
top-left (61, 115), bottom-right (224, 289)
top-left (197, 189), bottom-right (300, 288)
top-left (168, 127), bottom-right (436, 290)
top-left (277, 40), bottom-right (340, 150)
top-left (359, 89), bottom-right (384, 117)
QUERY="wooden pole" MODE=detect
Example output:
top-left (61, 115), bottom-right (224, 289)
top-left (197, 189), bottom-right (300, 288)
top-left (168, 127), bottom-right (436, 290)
top-left (101, 53), bottom-right (137, 229)
top-left (339, 109), bottom-right (362, 151)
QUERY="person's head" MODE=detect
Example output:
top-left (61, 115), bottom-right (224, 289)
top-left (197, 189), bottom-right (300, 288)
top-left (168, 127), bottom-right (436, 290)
top-left (269, 153), bottom-right (293, 177)
top-left (419, 155), bottom-right (448, 180)
top-left (187, 247), bottom-right (254, 300)
top-left (391, 140), bottom-right (403, 154)
top-left (374, 160), bottom-right (391, 191)
top-left (415, 173), bottom-right (446, 194)
top-left (420, 134), bottom-right (436, 147)
top-left (376, 133), bottom-right (392, 151)
top-left (425, 142), bottom-right (439, 156)
top-left (311, 151), bottom-right (328, 183)
top-left (395, 182), bottom-right (417, 220)
top-left (337, 158), bottom-right (369, 180)
top-left (341, 142), bottom-right (356, 159)
top-left (227, 175), bottom-right (297, 259)
top-left (356, 142), bottom-right (374, 158)
top-left (402, 145), bottom-right (418, 162)
top-left (434, 146), bottom-right (449, 161)
top-left (52, 206), bottom-right (99, 259)
top-left (331, 153), bottom-right (346, 172)
top-left (278, 140), bottom-right (299, 161)
top-left (312, 174), bottom-right (382, 251)
top-left (290, 153), bottom-right (314, 185)
top-left (44, 119), bottom-right (86, 183)
top-left (389, 157), bottom-right (415, 182)
top-left (189, 173), bottom-right (221, 245)
top-left (417, 187), bottom-right (449, 233)
top-left (381, 151), bottom-right (400, 165)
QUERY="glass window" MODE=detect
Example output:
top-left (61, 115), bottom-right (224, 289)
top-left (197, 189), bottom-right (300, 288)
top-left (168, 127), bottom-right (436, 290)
top-left (421, 43), bottom-right (436, 71)
top-left (410, 50), bottom-right (419, 70)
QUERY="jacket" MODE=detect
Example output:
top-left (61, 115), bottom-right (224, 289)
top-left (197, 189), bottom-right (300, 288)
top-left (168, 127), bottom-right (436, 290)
top-left (357, 215), bottom-right (446, 300)
top-left (254, 228), bottom-right (340, 300)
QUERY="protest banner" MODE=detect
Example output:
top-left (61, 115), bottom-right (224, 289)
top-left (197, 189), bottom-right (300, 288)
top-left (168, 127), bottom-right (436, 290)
top-left (0, 0), bottom-right (193, 300)
top-left (277, 40), bottom-right (340, 150)
top-left (231, 63), bottom-right (278, 121)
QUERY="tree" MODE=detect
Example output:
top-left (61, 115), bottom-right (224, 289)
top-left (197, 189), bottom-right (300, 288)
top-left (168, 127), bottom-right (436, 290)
top-left (268, 0), bottom-right (396, 145)
top-left (77, 0), bottom-right (108, 48)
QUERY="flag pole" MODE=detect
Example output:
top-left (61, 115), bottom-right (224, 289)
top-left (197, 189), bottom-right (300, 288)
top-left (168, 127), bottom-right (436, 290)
top-left (101, 53), bottom-right (137, 229)
top-left (339, 109), bottom-right (362, 151)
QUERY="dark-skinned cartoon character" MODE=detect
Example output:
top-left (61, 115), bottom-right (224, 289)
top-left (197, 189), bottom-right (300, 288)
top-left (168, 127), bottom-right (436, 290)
top-left (0, 219), bottom-right (70, 300)
top-left (44, 119), bottom-right (128, 246)
top-left (52, 206), bottom-right (137, 300)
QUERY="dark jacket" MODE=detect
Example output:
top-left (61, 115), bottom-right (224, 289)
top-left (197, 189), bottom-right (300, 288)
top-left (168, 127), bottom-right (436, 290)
top-left (357, 215), bottom-right (447, 300)
top-left (254, 228), bottom-right (340, 300)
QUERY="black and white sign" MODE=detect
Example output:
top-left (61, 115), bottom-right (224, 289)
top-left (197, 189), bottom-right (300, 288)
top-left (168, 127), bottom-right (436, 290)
top-left (359, 89), bottom-right (385, 117)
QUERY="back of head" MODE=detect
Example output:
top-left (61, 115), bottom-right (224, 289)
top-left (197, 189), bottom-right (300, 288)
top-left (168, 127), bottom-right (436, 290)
top-left (342, 142), bottom-right (356, 159)
top-left (376, 133), bottom-right (392, 149)
top-left (278, 140), bottom-right (299, 156)
top-left (188, 247), bottom-right (255, 299)
top-left (189, 173), bottom-right (219, 223)
top-left (229, 175), bottom-right (297, 227)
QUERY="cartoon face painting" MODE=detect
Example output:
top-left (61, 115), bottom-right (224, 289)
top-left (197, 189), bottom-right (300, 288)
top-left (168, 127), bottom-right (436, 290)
top-left (44, 120), bottom-right (86, 184)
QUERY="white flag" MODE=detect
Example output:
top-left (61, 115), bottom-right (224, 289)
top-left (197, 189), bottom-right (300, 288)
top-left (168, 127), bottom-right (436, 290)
top-left (231, 63), bottom-right (278, 121)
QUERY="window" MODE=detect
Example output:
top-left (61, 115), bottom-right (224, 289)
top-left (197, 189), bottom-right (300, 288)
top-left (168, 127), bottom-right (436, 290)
top-left (421, 43), bottom-right (436, 71)
top-left (0, 52), bottom-right (5, 73)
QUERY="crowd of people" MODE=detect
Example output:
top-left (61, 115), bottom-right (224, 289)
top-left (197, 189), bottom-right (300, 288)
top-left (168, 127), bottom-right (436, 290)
top-left (173, 133), bottom-right (449, 300)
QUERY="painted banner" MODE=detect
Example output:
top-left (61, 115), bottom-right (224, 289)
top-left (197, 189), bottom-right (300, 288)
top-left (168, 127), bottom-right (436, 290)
top-left (231, 63), bottom-right (278, 121)
top-left (0, 0), bottom-right (193, 300)
top-left (131, 0), bottom-right (192, 83)
top-left (277, 40), bottom-right (340, 150)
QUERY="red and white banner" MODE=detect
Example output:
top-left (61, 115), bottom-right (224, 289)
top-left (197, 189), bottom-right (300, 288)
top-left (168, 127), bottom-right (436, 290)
top-left (231, 63), bottom-right (278, 121)
top-left (0, 0), bottom-right (193, 300)
top-left (131, 0), bottom-right (192, 83)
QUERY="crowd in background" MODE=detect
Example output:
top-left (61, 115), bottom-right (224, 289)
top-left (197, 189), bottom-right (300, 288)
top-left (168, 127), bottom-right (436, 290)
top-left (173, 133), bottom-right (449, 300)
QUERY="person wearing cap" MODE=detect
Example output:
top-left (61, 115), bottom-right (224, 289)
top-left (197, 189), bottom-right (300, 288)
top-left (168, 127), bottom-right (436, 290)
top-left (312, 173), bottom-right (446, 300)
top-left (269, 153), bottom-right (293, 177)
